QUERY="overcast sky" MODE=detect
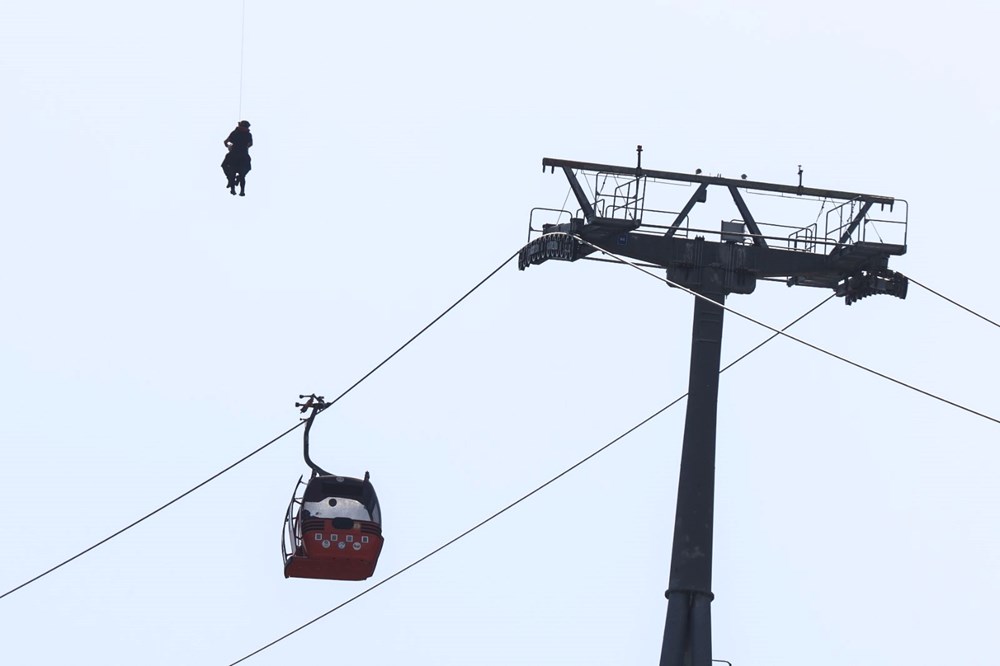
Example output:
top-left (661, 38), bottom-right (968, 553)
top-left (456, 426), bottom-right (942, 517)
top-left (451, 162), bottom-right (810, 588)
top-left (2, 1), bottom-right (999, 664)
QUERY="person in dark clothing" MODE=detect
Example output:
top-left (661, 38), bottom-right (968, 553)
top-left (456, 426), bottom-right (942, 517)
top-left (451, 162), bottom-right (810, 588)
top-left (221, 120), bottom-right (253, 196)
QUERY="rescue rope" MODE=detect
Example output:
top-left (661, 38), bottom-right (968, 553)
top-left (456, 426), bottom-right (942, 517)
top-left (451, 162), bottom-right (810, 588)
top-left (238, 0), bottom-right (247, 119)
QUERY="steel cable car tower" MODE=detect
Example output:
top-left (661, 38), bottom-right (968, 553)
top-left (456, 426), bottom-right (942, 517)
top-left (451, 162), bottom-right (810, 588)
top-left (519, 148), bottom-right (908, 666)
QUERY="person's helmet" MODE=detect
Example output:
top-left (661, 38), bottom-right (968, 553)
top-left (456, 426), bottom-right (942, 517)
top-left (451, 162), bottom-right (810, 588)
top-left (238, 120), bottom-right (251, 128)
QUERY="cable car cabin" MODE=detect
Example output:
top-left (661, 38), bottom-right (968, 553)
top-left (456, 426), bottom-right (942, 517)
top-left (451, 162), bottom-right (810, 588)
top-left (282, 473), bottom-right (384, 581)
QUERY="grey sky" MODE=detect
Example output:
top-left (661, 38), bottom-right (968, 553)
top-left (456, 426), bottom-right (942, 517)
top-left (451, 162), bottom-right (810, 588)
top-left (2, 1), bottom-right (998, 664)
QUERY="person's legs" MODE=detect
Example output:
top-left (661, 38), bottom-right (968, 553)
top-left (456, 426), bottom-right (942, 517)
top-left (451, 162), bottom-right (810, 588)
top-left (237, 156), bottom-right (250, 196)
top-left (222, 157), bottom-right (237, 189)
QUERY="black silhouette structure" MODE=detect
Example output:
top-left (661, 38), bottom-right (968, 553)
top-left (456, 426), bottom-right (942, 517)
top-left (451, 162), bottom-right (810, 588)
top-left (520, 148), bottom-right (908, 666)
top-left (222, 120), bottom-right (253, 196)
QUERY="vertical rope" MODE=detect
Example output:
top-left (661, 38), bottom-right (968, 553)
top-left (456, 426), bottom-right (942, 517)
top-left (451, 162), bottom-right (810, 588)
top-left (238, 0), bottom-right (246, 119)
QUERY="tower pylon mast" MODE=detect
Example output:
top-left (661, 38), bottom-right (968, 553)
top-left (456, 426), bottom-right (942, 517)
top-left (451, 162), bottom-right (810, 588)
top-left (520, 149), bottom-right (908, 666)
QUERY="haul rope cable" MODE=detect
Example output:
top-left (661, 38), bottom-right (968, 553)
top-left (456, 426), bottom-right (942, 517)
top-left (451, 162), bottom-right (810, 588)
top-left (228, 295), bottom-right (835, 665)
top-left (0, 249), bottom-right (521, 602)
top-left (904, 275), bottom-right (1000, 329)
top-left (0, 421), bottom-right (303, 603)
top-left (561, 233), bottom-right (1000, 425)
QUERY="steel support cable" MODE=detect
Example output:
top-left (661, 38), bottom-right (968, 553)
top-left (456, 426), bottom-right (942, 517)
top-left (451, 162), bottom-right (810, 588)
top-left (0, 249), bottom-right (521, 603)
top-left (904, 274), bottom-right (1000, 329)
top-left (0, 422), bottom-right (303, 603)
top-left (558, 178), bottom-right (575, 224)
top-left (563, 234), bottom-right (1000, 426)
top-left (318, 248), bottom-right (520, 409)
top-left (228, 297), bottom-right (833, 665)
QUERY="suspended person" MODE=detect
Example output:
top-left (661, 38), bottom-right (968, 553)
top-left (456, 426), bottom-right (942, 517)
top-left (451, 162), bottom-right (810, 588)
top-left (221, 120), bottom-right (253, 196)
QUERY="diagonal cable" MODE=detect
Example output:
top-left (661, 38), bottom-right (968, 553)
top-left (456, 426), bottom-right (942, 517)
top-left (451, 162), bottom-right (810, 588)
top-left (318, 250), bottom-right (520, 411)
top-left (905, 274), bottom-right (1000, 329)
top-left (0, 422), bottom-right (303, 602)
top-left (0, 249), bottom-right (521, 602)
top-left (564, 233), bottom-right (1000, 426)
